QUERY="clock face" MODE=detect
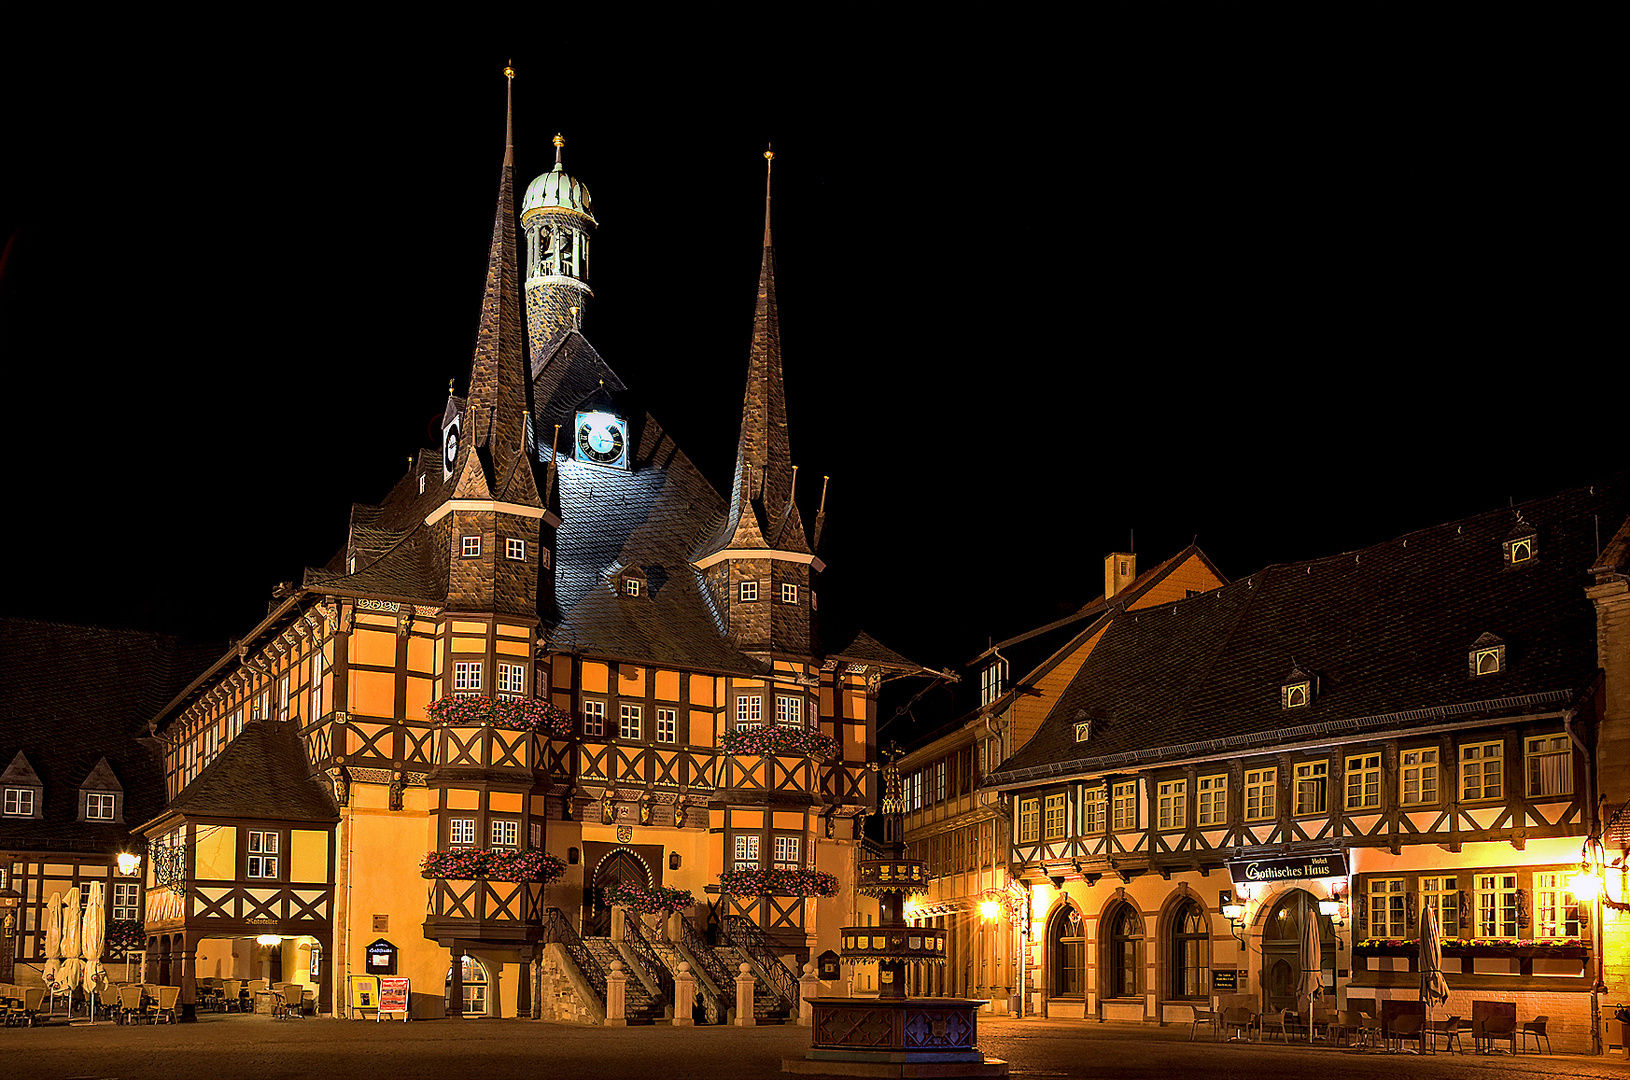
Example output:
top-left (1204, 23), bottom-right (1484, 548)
top-left (444, 426), bottom-right (459, 465)
top-left (575, 411), bottom-right (627, 467)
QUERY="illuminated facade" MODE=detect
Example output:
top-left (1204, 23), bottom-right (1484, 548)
top-left (986, 484), bottom-right (1630, 1054)
top-left (132, 79), bottom-right (921, 1021)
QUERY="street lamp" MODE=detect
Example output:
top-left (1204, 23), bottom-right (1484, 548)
top-left (116, 852), bottom-right (142, 876)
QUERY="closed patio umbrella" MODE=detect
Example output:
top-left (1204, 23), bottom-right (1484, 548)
top-left (1420, 904), bottom-right (1450, 1053)
top-left (1298, 905), bottom-right (1324, 1042)
top-left (41, 892), bottom-right (62, 991)
top-left (82, 881), bottom-right (107, 1015)
top-left (59, 886), bottom-right (84, 1005)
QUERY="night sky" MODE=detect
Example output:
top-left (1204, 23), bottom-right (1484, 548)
top-left (1, 41), bottom-right (1616, 727)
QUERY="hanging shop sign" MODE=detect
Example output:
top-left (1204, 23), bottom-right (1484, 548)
top-left (1227, 852), bottom-right (1348, 885)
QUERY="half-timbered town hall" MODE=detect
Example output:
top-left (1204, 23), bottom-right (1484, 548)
top-left (127, 73), bottom-right (919, 1022)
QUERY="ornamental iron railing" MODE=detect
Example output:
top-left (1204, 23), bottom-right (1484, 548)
top-left (618, 914), bottom-right (674, 1013)
top-left (679, 914), bottom-right (737, 1018)
top-left (147, 840), bottom-right (187, 889)
top-left (720, 914), bottom-right (799, 1010)
top-left (543, 906), bottom-right (606, 1002)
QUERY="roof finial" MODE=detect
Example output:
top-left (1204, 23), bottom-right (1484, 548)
top-left (554, 132), bottom-right (565, 168)
top-left (763, 144), bottom-right (774, 248)
top-left (503, 62), bottom-right (515, 168)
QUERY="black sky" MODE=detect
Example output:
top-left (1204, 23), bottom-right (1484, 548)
top-left (0, 37), bottom-right (1617, 716)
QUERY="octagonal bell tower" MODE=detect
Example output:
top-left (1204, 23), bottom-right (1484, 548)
top-left (521, 134), bottom-right (595, 353)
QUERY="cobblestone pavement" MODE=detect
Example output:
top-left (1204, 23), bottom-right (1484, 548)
top-left (7, 1013), bottom-right (1629, 1080)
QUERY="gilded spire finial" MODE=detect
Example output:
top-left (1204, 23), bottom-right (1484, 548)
top-left (762, 143), bottom-right (774, 248)
top-left (503, 62), bottom-right (515, 168)
top-left (554, 132), bottom-right (564, 167)
top-left (448, 379), bottom-right (455, 395)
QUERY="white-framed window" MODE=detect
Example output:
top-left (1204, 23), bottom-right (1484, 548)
top-left (1525, 734), bottom-right (1572, 798)
top-left (1401, 748), bottom-right (1439, 806)
top-left (1244, 768), bottom-right (1276, 821)
top-left (461, 535), bottom-right (481, 558)
top-left (112, 881), bottom-right (141, 921)
top-left (454, 661), bottom-right (482, 692)
top-left (775, 694), bottom-right (803, 729)
top-left (1461, 741), bottom-right (1503, 800)
top-left (656, 707), bottom-right (677, 744)
top-left (733, 833), bottom-right (760, 870)
top-left (419, 474), bottom-right (427, 495)
top-left (773, 834), bottom-right (801, 869)
top-left (735, 695), bottom-right (762, 729)
top-left (979, 661), bottom-right (1005, 706)
top-left (449, 818), bottom-right (476, 847)
top-left (625, 578), bottom-right (641, 596)
top-left (247, 830), bottom-right (280, 878)
top-left (254, 689), bottom-right (267, 721)
top-left (1368, 877), bottom-right (1406, 937)
top-left (1421, 875), bottom-right (1458, 933)
top-left (1157, 779), bottom-right (1187, 830)
top-left (1294, 761), bottom-right (1327, 816)
top-left (506, 538), bottom-right (525, 561)
top-left (781, 582), bottom-right (798, 604)
top-left (311, 650), bottom-right (324, 720)
top-left (496, 662), bottom-right (524, 696)
top-left (1197, 774), bottom-right (1227, 826)
top-left (231, 708), bottom-right (244, 738)
top-left (3, 788), bottom-right (34, 816)
top-left (1477, 873), bottom-right (1518, 937)
top-left (934, 760), bottom-right (948, 803)
top-left (739, 580), bottom-right (758, 602)
top-left (1345, 753), bottom-right (1381, 810)
top-left (185, 742), bottom-right (198, 784)
top-left (908, 771), bottom-right (923, 812)
top-left (1533, 871), bottom-right (1581, 938)
top-left (1083, 787), bottom-right (1105, 834)
top-left (1017, 798), bottom-right (1040, 844)
top-left (1044, 793), bottom-right (1067, 840)
top-left (86, 792), bottom-right (116, 820)
top-left (582, 700), bottom-right (605, 737)
top-left (619, 703), bottom-right (642, 739)
top-left (490, 819), bottom-right (518, 848)
top-left (529, 821), bottom-right (543, 848)
top-left (1111, 781), bottom-right (1137, 832)
top-left (278, 674), bottom-right (290, 722)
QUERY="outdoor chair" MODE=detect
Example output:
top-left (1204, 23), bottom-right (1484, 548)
top-left (1480, 1013), bottom-right (1517, 1054)
top-left (1429, 1015), bottom-right (1465, 1054)
top-left (1389, 1013), bottom-right (1425, 1054)
top-left (96, 983), bottom-right (121, 1020)
top-left (1221, 1006), bottom-right (1254, 1041)
top-left (117, 984), bottom-right (144, 1024)
top-left (1519, 1015), bottom-right (1552, 1054)
top-left (301, 987), bottom-right (316, 1017)
top-left (1258, 1008), bottom-right (1292, 1043)
top-left (1356, 1011), bottom-right (1384, 1049)
top-left (275, 983), bottom-right (303, 1019)
top-left (150, 985), bottom-right (180, 1024)
top-left (1189, 1004), bottom-right (1218, 1041)
top-left (1310, 1006), bottom-right (1337, 1042)
top-left (7, 988), bottom-right (44, 1027)
top-left (222, 979), bottom-right (243, 1012)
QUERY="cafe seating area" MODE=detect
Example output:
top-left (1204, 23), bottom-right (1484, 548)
top-left (1199, 996), bottom-right (1558, 1056)
top-left (1, 977), bottom-right (318, 1025)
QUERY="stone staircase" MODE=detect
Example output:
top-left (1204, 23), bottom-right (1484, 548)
top-left (714, 944), bottom-right (794, 1022)
top-left (580, 937), bottom-right (665, 1023)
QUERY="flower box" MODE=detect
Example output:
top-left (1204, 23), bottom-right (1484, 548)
top-left (603, 882), bottom-right (695, 916)
top-left (1355, 938), bottom-right (1587, 960)
top-left (719, 726), bottom-right (841, 760)
top-left (719, 867), bottom-right (839, 898)
top-left (420, 848), bottom-right (565, 883)
top-left (425, 695), bottom-right (573, 737)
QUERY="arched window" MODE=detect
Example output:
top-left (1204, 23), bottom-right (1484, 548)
top-left (446, 955), bottom-right (490, 1016)
top-left (1170, 899), bottom-right (1208, 998)
top-left (1048, 906), bottom-right (1086, 997)
top-left (1107, 904), bottom-right (1141, 998)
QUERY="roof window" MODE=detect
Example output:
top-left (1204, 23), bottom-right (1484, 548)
top-left (1282, 665), bottom-right (1314, 709)
top-left (1469, 632), bottom-right (1505, 676)
top-left (1503, 513), bottom-right (1537, 568)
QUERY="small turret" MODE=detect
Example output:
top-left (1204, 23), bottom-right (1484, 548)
top-left (522, 134), bottom-right (596, 355)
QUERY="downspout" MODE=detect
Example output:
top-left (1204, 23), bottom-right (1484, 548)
top-left (1562, 688), bottom-right (1605, 1054)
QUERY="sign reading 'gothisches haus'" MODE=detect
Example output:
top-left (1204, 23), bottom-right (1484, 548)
top-left (1227, 852), bottom-right (1349, 884)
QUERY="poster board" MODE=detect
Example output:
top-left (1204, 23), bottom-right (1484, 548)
top-left (347, 974), bottom-right (381, 1017)
top-left (377, 976), bottom-right (411, 1021)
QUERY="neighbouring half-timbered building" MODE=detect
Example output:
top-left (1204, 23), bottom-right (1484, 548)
top-left (897, 547), bottom-right (1226, 1013)
top-left (132, 75), bottom-right (921, 1022)
top-left (984, 480), bottom-right (1630, 1053)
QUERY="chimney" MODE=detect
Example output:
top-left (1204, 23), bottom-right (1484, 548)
top-left (1105, 552), bottom-right (1136, 599)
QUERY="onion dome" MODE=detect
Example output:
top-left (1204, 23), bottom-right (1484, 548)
top-left (522, 133), bottom-right (595, 222)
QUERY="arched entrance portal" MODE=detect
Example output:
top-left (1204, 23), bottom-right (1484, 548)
top-left (584, 848), bottom-right (651, 936)
top-left (1260, 889), bottom-right (1336, 1012)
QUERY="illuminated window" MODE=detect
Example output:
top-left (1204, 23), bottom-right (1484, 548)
top-left (112, 882), bottom-right (140, 922)
top-left (739, 581), bottom-right (758, 602)
top-left (1477, 873), bottom-right (1518, 937)
top-left (278, 675), bottom-right (290, 722)
top-left (1401, 748), bottom-right (1439, 805)
top-left (733, 833), bottom-right (760, 870)
top-left (582, 700), bottom-right (605, 737)
top-left (1157, 779), bottom-right (1187, 830)
top-left (449, 819), bottom-right (475, 848)
top-left (1111, 781), bottom-right (1138, 831)
top-left (979, 662), bottom-right (1006, 706)
top-left (496, 662), bottom-right (524, 696)
top-left (1082, 787), bottom-right (1105, 833)
top-left (247, 830), bottom-right (280, 878)
top-left (735, 695), bottom-right (762, 729)
top-left (625, 578), bottom-right (640, 596)
top-left (1018, 798), bottom-right (1040, 844)
top-left (1197, 774), bottom-right (1227, 826)
top-left (1244, 768), bottom-right (1276, 821)
top-left (311, 651), bottom-right (324, 721)
top-left (1533, 871), bottom-right (1581, 938)
top-left (1294, 761), bottom-right (1327, 816)
top-left (490, 819), bottom-right (518, 847)
top-left (1368, 877), bottom-right (1405, 937)
top-left (454, 661), bottom-right (482, 692)
top-left (1525, 734), bottom-right (1572, 797)
top-left (461, 535), bottom-right (481, 558)
top-left (1345, 753), bottom-right (1381, 810)
top-left (1420, 876), bottom-right (1458, 933)
top-left (656, 708), bottom-right (677, 743)
top-left (1460, 741), bottom-right (1503, 800)
top-left (1044, 793), bottom-right (1067, 840)
top-left (775, 694), bottom-right (803, 729)
top-left (773, 835), bottom-right (801, 869)
top-left (619, 703), bottom-right (642, 740)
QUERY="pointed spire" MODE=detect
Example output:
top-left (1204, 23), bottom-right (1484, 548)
top-left (461, 64), bottom-right (538, 507)
top-left (554, 132), bottom-right (564, 168)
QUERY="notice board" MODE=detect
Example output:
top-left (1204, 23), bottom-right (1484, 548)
top-left (347, 974), bottom-right (381, 1016)
top-left (378, 976), bottom-right (411, 1021)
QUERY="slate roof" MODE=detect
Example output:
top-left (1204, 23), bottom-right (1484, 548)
top-left (0, 619), bottom-right (218, 853)
top-left (986, 478), bottom-right (1630, 787)
top-left (150, 720), bottom-right (339, 828)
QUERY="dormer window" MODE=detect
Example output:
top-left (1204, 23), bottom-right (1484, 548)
top-left (979, 659), bottom-right (1007, 707)
top-left (3, 788), bottom-right (34, 816)
top-left (1281, 665), bottom-right (1314, 709)
top-left (1503, 513), bottom-right (1538, 568)
top-left (1, 752), bottom-right (43, 819)
top-left (1469, 633), bottom-right (1506, 676)
top-left (419, 475), bottom-right (427, 495)
top-left (1074, 719), bottom-right (1092, 743)
top-left (86, 793), bottom-right (115, 819)
top-left (78, 758), bottom-right (124, 824)
top-left (625, 578), bottom-right (641, 597)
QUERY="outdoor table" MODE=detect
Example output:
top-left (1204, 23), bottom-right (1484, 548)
top-left (254, 989), bottom-right (278, 1014)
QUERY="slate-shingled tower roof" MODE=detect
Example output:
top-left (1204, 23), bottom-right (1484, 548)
top-left (985, 477), bottom-right (1630, 788)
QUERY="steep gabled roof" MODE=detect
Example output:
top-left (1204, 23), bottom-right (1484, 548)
top-left (987, 478), bottom-right (1630, 788)
top-left (156, 720), bottom-right (338, 826)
